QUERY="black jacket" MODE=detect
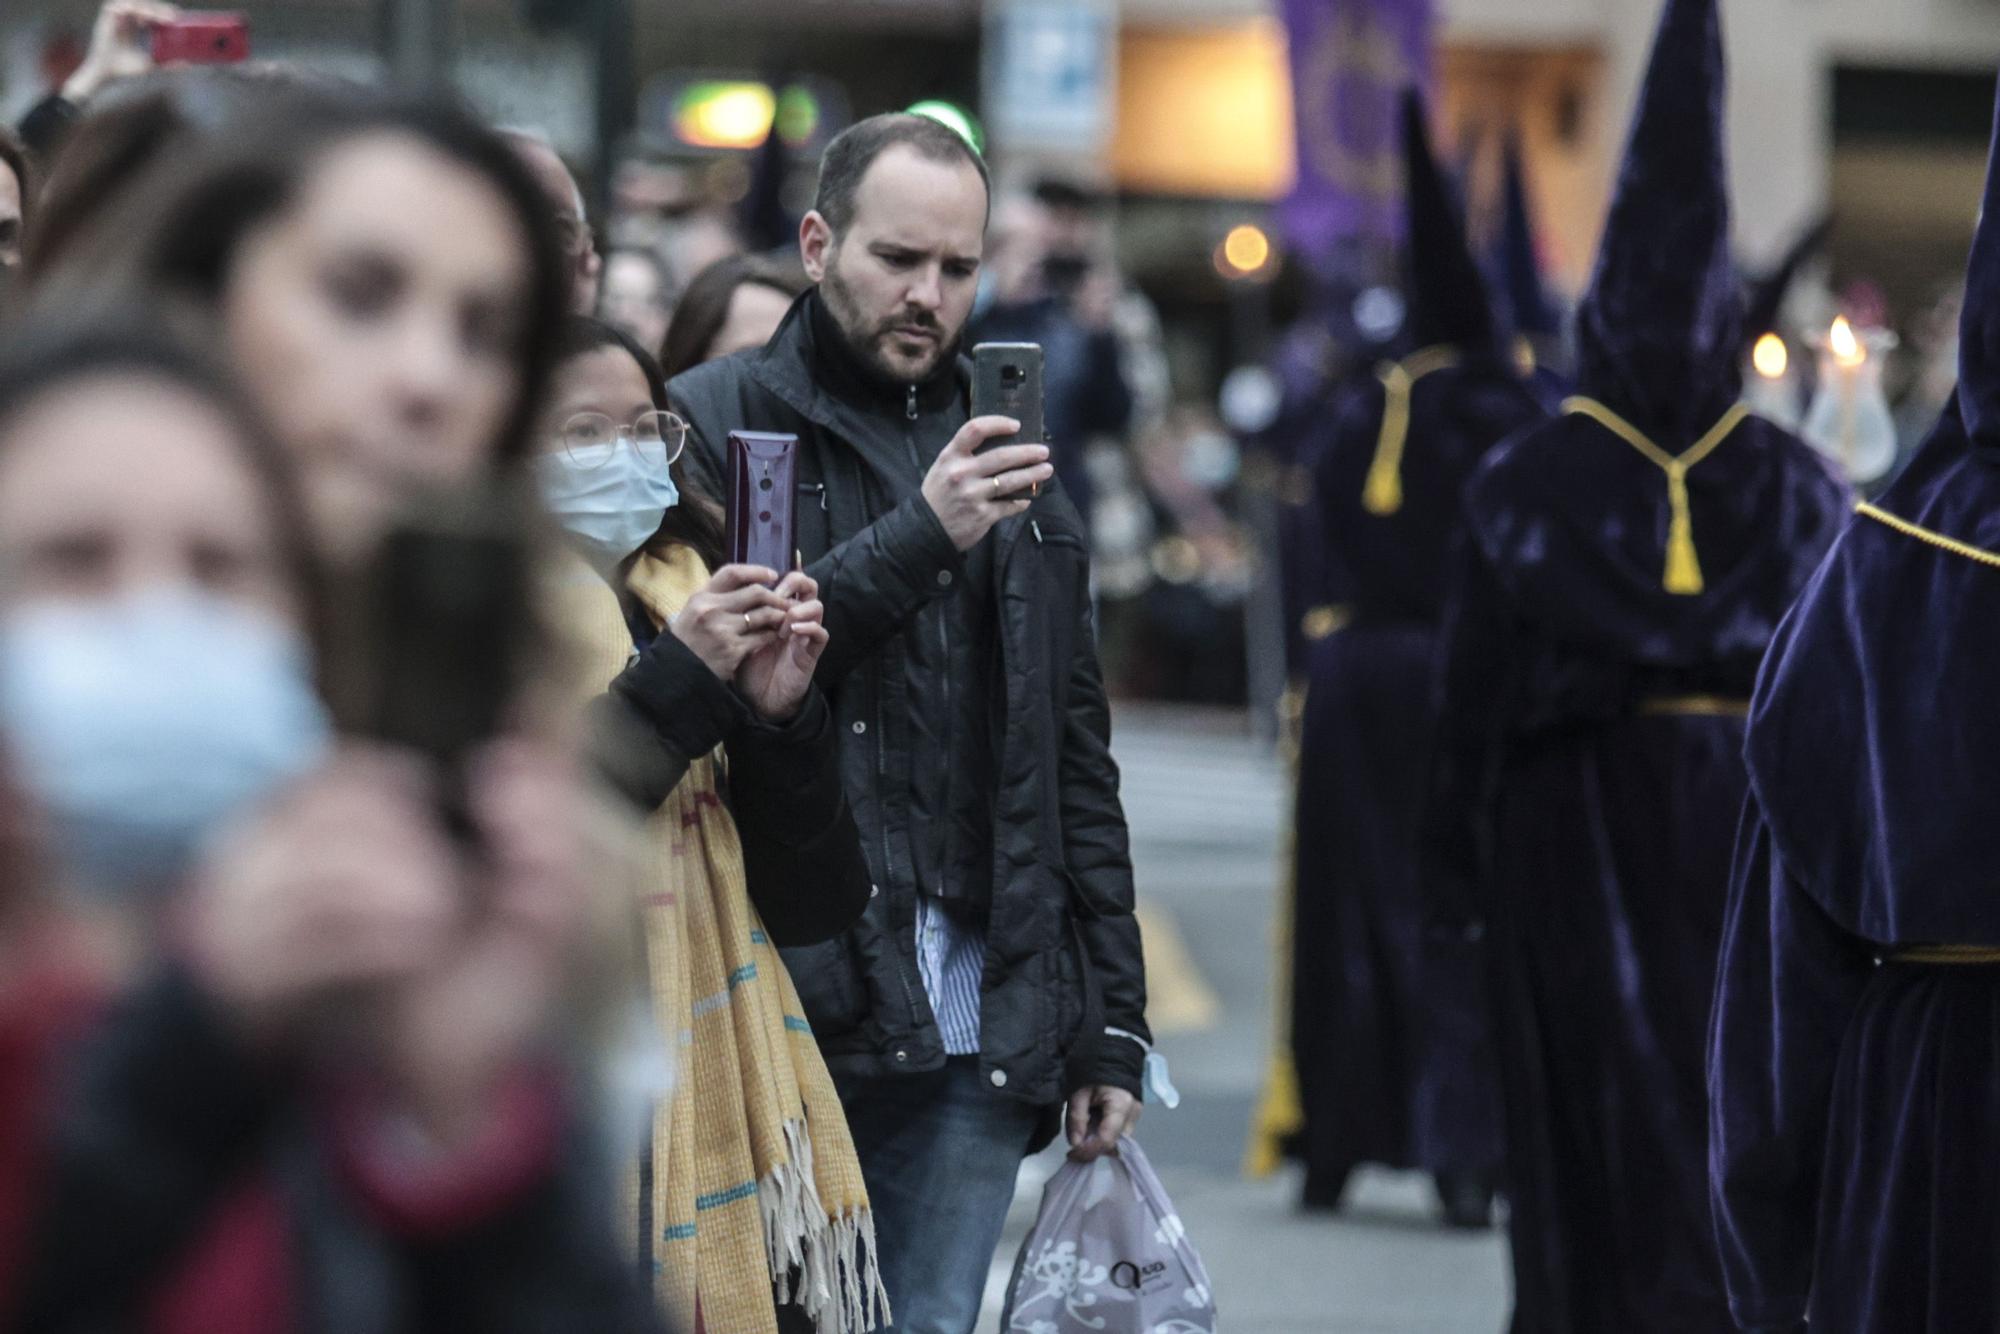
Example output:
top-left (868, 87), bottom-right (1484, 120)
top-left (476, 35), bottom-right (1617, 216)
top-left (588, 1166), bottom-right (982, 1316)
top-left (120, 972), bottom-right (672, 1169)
top-left (668, 293), bottom-right (1149, 1108)
top-left (589, 608), bottom-right (872, 948)
top-left (9, 967), bottom-right (664, 1334)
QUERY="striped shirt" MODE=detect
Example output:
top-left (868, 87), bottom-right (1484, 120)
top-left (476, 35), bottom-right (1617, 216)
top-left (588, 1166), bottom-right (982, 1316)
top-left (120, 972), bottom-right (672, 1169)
top-left (915, 895), bottom-right (985, 1055)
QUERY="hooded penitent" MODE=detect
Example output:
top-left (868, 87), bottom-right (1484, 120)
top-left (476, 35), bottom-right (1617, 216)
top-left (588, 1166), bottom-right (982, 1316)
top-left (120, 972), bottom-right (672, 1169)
top-left (1457, 0), bottom-right (1845, 656)
top-left (1422, 1), bottom-right (1850, 1328)
top-left (1279, 88), bottom-right (1536, 1212)
top-left (1334, 90), bottom-right (1543, 617)
top-left (1709, 74), bottom-right (2000, 1334)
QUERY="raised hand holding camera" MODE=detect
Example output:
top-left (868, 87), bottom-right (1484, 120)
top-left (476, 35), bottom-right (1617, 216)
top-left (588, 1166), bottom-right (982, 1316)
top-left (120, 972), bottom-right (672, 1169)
top-left (920, 416), bottom-right (1052, 552)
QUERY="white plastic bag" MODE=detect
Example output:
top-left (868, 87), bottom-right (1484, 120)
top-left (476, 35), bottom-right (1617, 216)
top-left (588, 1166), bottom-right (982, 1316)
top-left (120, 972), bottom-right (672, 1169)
top-left (1000, 1139), bottom-right (1218, 1333)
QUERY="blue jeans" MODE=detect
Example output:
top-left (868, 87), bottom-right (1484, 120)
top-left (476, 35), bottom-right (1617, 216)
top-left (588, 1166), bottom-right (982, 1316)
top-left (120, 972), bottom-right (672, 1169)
top-left (836, 1057), bottom-right (1043, 1334)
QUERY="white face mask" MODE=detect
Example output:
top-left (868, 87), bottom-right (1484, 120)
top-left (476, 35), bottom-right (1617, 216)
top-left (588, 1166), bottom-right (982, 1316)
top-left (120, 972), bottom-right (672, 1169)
top-left (535, 439), bottom-right (680, 573)
top-left (0, 588), bottom-right (331, 898)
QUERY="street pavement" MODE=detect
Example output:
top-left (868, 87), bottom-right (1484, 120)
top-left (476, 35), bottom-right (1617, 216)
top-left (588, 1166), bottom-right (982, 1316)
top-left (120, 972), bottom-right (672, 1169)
top-left (976, 704), bottom-right (1511, 1333)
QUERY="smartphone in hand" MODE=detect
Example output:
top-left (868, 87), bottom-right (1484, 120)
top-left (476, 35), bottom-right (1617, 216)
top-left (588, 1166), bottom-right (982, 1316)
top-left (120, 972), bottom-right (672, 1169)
top-left (151, 12), bottom-right (250, 64)
top-left (726, 431), bottom-right (799, 581)
top-left (971, 343), bottom-right (1045, 501)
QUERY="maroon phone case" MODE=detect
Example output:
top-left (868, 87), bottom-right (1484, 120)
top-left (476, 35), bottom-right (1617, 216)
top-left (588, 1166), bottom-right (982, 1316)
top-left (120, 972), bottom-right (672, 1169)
top-left (726, 431), bottom-right (799, 579)
top-left (151, 14), bottom-right (250, 64)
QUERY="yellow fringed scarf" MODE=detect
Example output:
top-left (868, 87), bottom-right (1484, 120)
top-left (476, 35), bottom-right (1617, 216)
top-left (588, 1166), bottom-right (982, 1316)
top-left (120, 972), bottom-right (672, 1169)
top-left (558, 543), bottom-right (888, 1334)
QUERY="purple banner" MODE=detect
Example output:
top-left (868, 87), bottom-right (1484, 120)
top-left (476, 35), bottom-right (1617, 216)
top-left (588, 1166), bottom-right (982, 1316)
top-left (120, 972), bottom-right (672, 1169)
top-left (1279, 0), bottom-right (1436, 264)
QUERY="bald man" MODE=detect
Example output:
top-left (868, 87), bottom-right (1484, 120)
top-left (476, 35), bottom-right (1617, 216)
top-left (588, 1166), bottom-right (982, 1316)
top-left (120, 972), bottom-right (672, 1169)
top-left (505, 129), bottom-right (601, 315)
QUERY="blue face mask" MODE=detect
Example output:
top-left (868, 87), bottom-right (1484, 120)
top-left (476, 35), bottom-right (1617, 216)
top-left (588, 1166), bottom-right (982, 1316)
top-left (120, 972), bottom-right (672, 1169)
top-left (0, 589), bottom-right (331, 898)
top-left (536, 439), bottom-right (680, 573)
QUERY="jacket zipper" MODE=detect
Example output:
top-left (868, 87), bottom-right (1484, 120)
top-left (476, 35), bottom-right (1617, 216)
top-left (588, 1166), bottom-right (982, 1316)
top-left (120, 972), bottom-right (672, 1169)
top-left (906, 385), bottom-right (952, 900)
top-left (879, 381), bottom-right (925, 1047)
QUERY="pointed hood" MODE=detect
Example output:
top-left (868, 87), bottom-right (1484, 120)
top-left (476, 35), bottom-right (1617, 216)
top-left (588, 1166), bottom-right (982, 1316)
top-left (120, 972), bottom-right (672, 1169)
top-left (1576, 0), bottom-right (1740, 442)
top-left (1498, 134), bottom-right (1560, 339)
top-left (1400, 89), bottom-right (1500, 355)
top-left (1959, 87), bottom-right (2000, 449)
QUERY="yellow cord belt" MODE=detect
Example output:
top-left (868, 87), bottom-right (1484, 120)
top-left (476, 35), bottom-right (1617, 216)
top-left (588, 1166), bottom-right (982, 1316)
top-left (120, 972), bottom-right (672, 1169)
top-left (1362, 345), bottom-right (1462, 516)
top-left (1637, 695), bottom-right (1751, 718)
top-left (1887, 944), bottom-right (2000, 966)
top-left (1563, 397), bottom-right (1752, 596)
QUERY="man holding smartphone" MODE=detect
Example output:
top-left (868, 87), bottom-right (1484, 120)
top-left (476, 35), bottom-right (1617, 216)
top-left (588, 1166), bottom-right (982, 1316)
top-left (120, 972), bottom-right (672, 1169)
top-left (670, 114), bottom-right (1150, 1334)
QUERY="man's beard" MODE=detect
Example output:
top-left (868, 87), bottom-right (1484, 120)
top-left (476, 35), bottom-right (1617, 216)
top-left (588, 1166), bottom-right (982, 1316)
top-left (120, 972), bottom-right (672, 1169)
top-left (821, 255), bottom-right (961, 385)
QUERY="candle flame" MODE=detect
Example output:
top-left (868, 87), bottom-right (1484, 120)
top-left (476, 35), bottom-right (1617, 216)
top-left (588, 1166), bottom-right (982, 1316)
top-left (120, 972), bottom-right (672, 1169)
top-left (1830, 316), bottom-right (1865, 367)
top-left (1752, 333), bottom-right (1789, 379)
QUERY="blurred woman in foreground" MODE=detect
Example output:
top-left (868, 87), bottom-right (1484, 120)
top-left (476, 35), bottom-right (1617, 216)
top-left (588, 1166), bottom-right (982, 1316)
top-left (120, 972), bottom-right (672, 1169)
top-left (0, 317), bottom-right (655, 1332)
top-left (9, 90), bottom-right (662, 1331)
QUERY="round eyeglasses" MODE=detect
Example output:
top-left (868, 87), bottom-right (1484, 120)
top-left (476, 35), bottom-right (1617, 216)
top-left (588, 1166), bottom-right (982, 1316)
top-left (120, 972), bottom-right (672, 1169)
top-left (553, 410), bottom-right (688, 468)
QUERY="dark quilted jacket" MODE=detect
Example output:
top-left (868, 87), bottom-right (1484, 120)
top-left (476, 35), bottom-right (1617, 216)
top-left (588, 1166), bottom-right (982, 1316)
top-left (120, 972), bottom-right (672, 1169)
top-left (667, 293), bottom-right (1149, 1109)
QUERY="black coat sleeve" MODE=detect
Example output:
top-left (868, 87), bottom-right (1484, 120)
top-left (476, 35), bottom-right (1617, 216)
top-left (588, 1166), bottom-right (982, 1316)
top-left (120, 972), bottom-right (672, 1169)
top-left (1059, 567), bottom-right (1149, 1099)
top-left (586, 626), bottom-right (746, 812)
top-left (586, 608), bottom-right (870, 947)
top-left (7, 966), bottom-right (288, 1332)
top-left (17, 95), bottom-right (79, 159)
top-left (803, 495), bottom-right (963, 687)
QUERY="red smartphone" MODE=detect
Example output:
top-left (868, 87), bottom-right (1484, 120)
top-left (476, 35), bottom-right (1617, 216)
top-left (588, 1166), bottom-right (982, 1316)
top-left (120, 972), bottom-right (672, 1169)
top-left (151, 12), bottom-right (250, 65)
top-left (726, 431), bottom-right (799, 582)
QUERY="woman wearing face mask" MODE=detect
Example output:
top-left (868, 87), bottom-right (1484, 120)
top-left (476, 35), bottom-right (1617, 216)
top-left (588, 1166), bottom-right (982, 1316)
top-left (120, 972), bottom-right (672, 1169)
top-left (0, 317), bottom-right (657, 1333)
top-left (0, 318), bottom-right (325, 1320)
top-left (540, 317), bottom-right (879, 1334)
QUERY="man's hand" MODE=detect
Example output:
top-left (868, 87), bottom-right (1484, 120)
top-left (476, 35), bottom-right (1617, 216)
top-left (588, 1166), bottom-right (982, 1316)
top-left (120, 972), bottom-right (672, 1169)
top-left (921, 416), bottom-right (1054, 552)
top-left (1065, 1084), bottom-right (1142, 1162)
top-left (63, 1), bottom-right (180, 103)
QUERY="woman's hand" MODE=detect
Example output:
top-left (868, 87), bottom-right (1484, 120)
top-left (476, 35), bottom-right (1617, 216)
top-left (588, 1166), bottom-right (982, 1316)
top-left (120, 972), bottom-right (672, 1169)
top-left (735, 570), bottom-right (830, 722)
top-left (63, 1), bottom-right (180, 102)
top-left (367, 738), bottom-right (591, 1144)
top-left (183, 746), bottom-right (458, 1043)
top-left (666, 564), bottom-right (790, 681)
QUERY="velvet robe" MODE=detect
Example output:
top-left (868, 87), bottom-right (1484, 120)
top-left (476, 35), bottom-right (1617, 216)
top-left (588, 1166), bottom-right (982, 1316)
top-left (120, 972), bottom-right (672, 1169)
top-left (1428, 410), bottom-right (1847, 1332)
top-left (1289, 359), bottom-right (1544, 1195)
top-left (1710, 401), bottom-right (2000, 1333)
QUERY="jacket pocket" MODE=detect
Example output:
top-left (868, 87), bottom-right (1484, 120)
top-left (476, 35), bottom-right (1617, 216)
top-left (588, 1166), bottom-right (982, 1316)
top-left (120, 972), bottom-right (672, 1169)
top-left (779, 937), bottom-right (865, 1038)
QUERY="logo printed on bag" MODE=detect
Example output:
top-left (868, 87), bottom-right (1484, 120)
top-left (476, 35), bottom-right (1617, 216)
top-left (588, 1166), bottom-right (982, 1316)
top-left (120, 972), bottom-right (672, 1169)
top-left (1110, 1260), bottom-right (1169, 1292)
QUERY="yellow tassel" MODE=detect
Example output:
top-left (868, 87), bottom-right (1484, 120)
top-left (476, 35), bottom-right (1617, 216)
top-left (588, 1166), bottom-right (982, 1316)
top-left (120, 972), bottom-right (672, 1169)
top-left (1663, 471), bottom-right (1705, 595)
top-left (1361, 364), bottom-right (1411, 516)
top-left (1563, 397), bottom-right (1748, 599)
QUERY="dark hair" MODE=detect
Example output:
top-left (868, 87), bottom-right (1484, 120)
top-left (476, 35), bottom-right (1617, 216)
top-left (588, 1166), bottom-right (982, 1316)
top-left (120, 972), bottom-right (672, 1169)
top-left (1031, 177), bottom-right (1107, 214)
top-left (659, 254), bottom-right (805, 379)
top-left (0, 314), bottom-right (326, 657)
top-left (556, 317), bottom-right (726, 572)
top-left (34, 89), bottom-right (570, 470)
top-left (811, 113), bottom-right (990, 236)
top-left (0, 125), bottom-right (34, 240)
top-left (25, 66), bottom-right (362, 280)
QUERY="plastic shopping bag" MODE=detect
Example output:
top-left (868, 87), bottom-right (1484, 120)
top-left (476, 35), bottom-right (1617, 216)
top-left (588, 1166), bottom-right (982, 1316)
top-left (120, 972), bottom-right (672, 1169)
top-left (1000, 1138), bottom-right (1218, 1333)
